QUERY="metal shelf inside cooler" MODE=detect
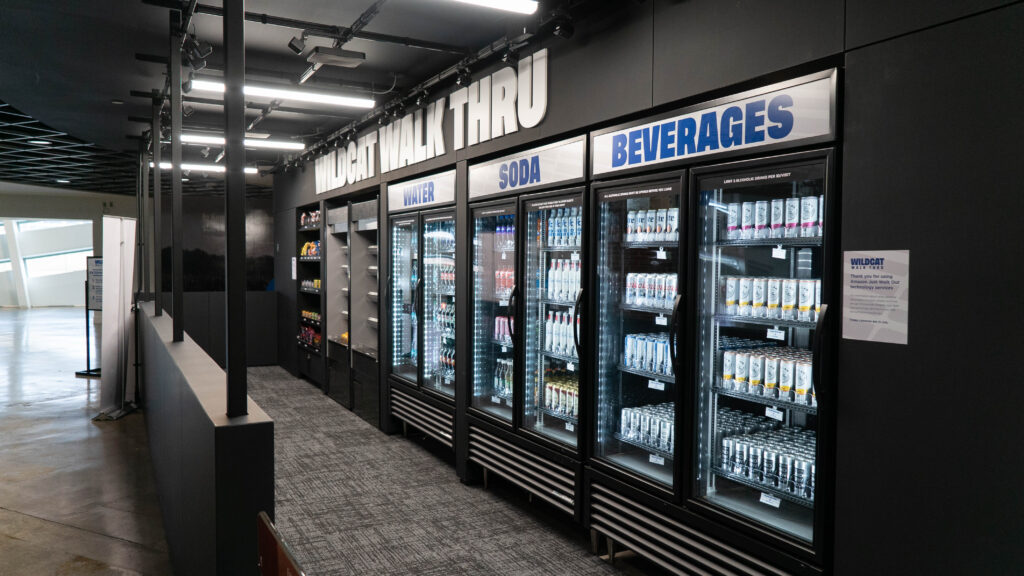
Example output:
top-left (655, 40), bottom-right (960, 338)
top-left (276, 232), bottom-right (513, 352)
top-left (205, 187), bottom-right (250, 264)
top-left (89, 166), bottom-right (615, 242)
top-left (538, 297), bottom-right (576, 306)
top-left (713, 469), bottom-right (814, 509)
top-left (617, 364), bottom-right (675, 384)
top-left (715, 237), bottom-right (822, 248)
top-left (297, 224), bottom-right (321, 232)
top-left (299, 288), bottom-right (321, 295)
top-left (620, 304), bottom-right (673, 315)
top-left (622, 240), bottom-right (679, 249)
top-left (539, 406), bottom-right (578, 425)
top-left (715, 386), bottom-right (817, 415)
top-left (714, 314), bottom-right (816, 329)
top-left (540, 244), bottom-right (581, 252)
top-left (298, 256), bottom-right (321, 262)
top-left (613, 432), bottom-right (674, 460)
top-left (542, 350), bottom-right (578, 365)
top-left (300, 317), bottom-right (321, 328)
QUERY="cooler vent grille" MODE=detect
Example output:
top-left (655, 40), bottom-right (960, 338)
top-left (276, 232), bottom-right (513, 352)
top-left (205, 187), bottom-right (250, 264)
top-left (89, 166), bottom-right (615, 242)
top-left (469, 426), bottom-right (575, 515)
top-left (390, 388), bottom-right (453, 449)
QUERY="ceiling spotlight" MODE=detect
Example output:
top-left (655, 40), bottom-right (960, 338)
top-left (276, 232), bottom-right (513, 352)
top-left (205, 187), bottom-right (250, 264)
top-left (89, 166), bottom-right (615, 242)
top-left (415, 91), bottom-right (429, 107)
top-left (553, 16), bottom-right (575, 40)
top-left (455, 69), bottom-right (472, 87)
top-left (501, 49), bottom-right (518, 65)
top-left (288, 34), bottom-right (307, 55)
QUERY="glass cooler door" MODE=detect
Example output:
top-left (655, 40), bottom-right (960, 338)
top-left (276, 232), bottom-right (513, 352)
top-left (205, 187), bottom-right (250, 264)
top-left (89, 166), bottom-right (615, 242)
top-left (692, 159), bottom-right (827, 545)
top-left (470, 203), bottom-right (517, 423)
top-left (522, 193), bottom-right (583, 448)
top-left (421, 212), bottom-right (456, 397)
top-left (594, 181), bottom-right (683, 488)
top-left (390, 216), bottom-right (419, 384)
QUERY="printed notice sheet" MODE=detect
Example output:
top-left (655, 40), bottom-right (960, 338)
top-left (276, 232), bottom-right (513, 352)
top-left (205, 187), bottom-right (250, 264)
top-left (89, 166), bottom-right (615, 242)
top-left (842, 250), bottom-right (909, 344)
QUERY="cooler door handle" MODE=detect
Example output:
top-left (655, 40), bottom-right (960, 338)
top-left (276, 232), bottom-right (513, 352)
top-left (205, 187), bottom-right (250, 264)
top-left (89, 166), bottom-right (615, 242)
top-left (812, 303), bottom-right (828, 401)
top-left (669, 293), bottom-right (682, 368)
top-left (572, 288), bottom-right (583, 358)
top-left (507, 285), bottom-right (518, 341)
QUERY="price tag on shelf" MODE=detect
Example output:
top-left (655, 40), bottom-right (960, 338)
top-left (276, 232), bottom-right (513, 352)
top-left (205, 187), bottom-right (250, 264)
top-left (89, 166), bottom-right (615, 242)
top-left (501, 346), bottom-right (508, 353)
top-left (656, 250), bottom-right (668, 260)
top-left (772, 246), bottom-right (787, 260)
top-left (766, 407), bottom-right (784, 421)
top-left (655, 315), bottom-right (668, 326)
top-left (767, 328), bottom-right (786, 341)
top-left (571, 252), bottom-right (580, 261)
top-left (499, 299), bottom-right (509, 307)
top-left (491, 395), bottom-right (501, 405)
top-left (444, 377), bottom-right (453, 385)
top-left (505, 398), bottom-right (513, 406)
top-left (501, 252), bottom-right (507, 260)
top-left (760, 492), bottom-right (782, 508)
top-left (648, 380), bottom-right (665, 391)
top-left (649, 454), bottom-right (665, 466)
top-left (567, 362), bottom-right (575, 372)
top-left (565, 423), bottom-right (575, 432)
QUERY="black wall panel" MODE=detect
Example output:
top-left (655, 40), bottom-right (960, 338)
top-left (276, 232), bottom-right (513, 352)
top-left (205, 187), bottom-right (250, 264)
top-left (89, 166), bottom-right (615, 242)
top-left (837, 5), bottom-right (1024, 574)
top-left (845, 0), bottom-right (1018, 49)
top-left (652, 0), bottom-right (843, 107)
top-left (274, 207), bottom-right (297, 375)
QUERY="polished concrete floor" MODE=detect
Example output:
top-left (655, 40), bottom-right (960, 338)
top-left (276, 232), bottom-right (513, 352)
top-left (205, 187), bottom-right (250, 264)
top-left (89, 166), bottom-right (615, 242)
top-left (0, 307), bottom-right (172, 575)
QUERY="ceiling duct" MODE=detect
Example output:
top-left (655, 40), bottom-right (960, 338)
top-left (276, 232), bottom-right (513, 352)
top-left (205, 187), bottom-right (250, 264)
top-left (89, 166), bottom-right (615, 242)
top-left (306, 47), bottom-right (366, 68)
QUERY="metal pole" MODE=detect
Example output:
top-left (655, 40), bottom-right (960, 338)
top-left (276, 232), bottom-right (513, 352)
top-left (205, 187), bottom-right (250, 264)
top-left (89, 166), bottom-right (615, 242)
top-left (224, 0), bottom-right (248, 417)
top-left (152, 99), bottom-right (163, 316)
top-left (141, 143), bottom-right (150, 296)
top-left (170, 11), bottom-right (184, 342)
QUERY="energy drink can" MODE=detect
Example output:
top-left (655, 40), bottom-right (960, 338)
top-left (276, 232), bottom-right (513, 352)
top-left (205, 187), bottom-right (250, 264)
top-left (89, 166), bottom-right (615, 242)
top-left (810, 463), bottom-right (816, 500)
top-left (620, 408), bottom-right (632, 436)
top-left (734, 442), bottom-right (749, 475)
top-left (755, 200), bottom-right (770, 239)
top-left (667, 208), bottom-right (679, 241)
top-left (721, 438), bottom-right (735, 470)
top-left (818, 194), bottom-right (824, 236)
top-left (722, 350), bottom-right (736, 390)
top-left (633, 336), bottom-right (647, 370)
top-left (655, 339), bottom-right (667, 375)
top-left (752, 277), bottom-right (767, 318)
top-left (764, 356), bottom-right (779, 399)
top-left (800, 195), bottom-right (819, 237)
top-left (630, 410), bottom-right (642, 440)
top-left (748, 354), bottom-right (764, 395)
top-left (779, 455), bottom-right (793, 492)
top-left (666, 275), bottom-right (678, 303)
top-left (655, 274), bottom-right (668, 309)
top-left (779, 359), bottom-right (795, 402)
top-left (624, 273), bottom-right (635, 305)
top-left (626, 210), bottom-right (637, 242)
top-left (545, 383), bottom-right (554, 410)
top-left (741, 202), bottom-right (755, 240)
top-left (764, 449), bottom-right (778, 486)
top-left (624, 335), bottom-right (636, 367)
top-left (782, 279), bottom-right (798, 320)
top-left (656, 209), bottom-right (668, 242)
top-left (785, 198), bottom-right (800, 238)
top-left (767, 278), bottom-right (781, 319)
top-left (660, 420), bottom-right (673, 451)
top-left (727, 203), bottom-right (740, 240)
top-left (634, 210), bottom-right (647, 242)
top-left (815, 279), bottom-right (822, 322)
top-left (640, 413), bottom-right (652, 444)
top-left (795, 362), bottom-right (813, 404)
top-left (738, 277), bottom-right (752, 316)
top-left (572, 388), bottom-right (579, 418)
top-left (798, 279), bottom-right (815, 322)
top-left (646, 210), bottom-right (658, 242)
top-left (770, 198), bottom-right (785, 239)
top-left (734, 352), bottom-right (750, 390)
top-left (749, 446), bottom-right (763, 481)
top-left (793, 459), bottom-right (810, 496)
top-left (725, 276), bottom-right (738, 315)
top-left (645, 337), bottom-right (657, 373)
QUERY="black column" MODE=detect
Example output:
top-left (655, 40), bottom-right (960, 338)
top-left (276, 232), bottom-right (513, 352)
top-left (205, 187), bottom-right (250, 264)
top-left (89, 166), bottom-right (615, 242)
top-left (170, 12), bottom-right (184, 342)
top-left (152, 99), bottom-right (163, 316)
top-left (140, 142), bottom-right (150, 296)
top-left (224, 0), bottom-right (248, 417)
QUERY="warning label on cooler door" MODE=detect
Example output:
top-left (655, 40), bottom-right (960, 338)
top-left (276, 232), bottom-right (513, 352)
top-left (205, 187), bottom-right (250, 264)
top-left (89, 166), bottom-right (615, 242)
top-left (842, 250), bottom-right (909, 345)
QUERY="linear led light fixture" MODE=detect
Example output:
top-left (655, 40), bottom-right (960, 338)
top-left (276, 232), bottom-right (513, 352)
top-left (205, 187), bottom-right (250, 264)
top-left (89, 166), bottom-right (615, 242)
top-left (180, 133), bottom-right (305, 151)
top-left (151, 161), bottom-right (257, 174)
top-left (189, 79), bottom-right (374, 109)
top-left (450, 0), bottom-right (538, 14)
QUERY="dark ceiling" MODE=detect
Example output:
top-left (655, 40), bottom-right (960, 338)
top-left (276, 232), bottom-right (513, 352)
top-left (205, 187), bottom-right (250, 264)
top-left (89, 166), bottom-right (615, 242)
top-left (0, 0), bottom-right (550, 195)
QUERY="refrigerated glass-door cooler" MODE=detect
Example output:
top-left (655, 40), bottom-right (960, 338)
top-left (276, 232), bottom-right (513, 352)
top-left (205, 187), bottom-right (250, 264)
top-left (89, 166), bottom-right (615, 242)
top-left (422, 213), bottom-right (456, 397)
top-left (594, 182), bottom-right (683, 489)
top-left (692, 157), bottom-right (829, 547)
top-left (390, 216), bottom-right (418, 384)
top-left (471, 204), bottom-right (517, 423)
top-left (522, 194), bottom-right (583, 448)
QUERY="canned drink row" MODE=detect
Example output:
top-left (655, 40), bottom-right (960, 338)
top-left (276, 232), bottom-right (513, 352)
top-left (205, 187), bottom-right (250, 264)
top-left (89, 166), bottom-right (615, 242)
top-left (626, 208), bottom-right (680, 243)
top-left (723, 276), bottom-right (821, 322)
top-left (623, 333), bottom-right (673, 376)
top-left (721, 347), bottom-right (816, 405)
top-left (493, 315), bottom-right (513, 343)
top-left (625, 273), bottom-right (677, 310)
top-left (620, 402), bottom-right (675, 453)
top-left (724, 195), bottom-right (823, 240)
top-left (716, 407), bottom-right (783, 437)
top-left (720, 336), bottom-right (778, 351)
top-left (544, 379), bottom-right (579, 418)
top-left (720, 430), bottom-right (816, 500)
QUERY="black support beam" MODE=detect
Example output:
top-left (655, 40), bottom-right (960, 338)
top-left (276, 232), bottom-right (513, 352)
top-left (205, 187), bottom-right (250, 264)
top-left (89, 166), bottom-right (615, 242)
top-left (170, 12), bottom-right (184, 342)
top-left (152, 100), bottom-right (163, 316)
top-left (224, 0), bottom-right (247, 417)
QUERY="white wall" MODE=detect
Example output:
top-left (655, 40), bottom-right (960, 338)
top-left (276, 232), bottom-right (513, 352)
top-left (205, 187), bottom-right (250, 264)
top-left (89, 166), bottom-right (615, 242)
top-left (28, 270), bottom-right (85, 306)
top-left (0, 271), bottom-right (15, 304)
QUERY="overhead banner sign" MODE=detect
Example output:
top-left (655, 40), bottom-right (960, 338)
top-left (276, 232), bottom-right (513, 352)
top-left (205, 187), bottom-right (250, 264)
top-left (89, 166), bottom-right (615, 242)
top-left (469, 136), bottom-right (585, 199)
top-left (592, 72), bottom-right (834, 176)
top-left (386, 169), bottom-right (456, 213)
top-left (842, 250), bottom-right (910, 345)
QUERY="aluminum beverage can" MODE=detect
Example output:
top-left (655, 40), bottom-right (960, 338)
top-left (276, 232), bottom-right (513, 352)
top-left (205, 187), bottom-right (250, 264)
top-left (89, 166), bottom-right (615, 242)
top-left (800, 195), bottom-right (819, 237)
top-left (645, 337), bottom-right (658, 373)
top-left (655, 274), bottom-right (668, 308)
top-left (741, 202), bottom-right (755, 240)
top-left (778, 455), bottom-right (793, 492)
top-left (752, 277), bottom-right (767, 318)
top-left (770, 199), bottom-right (785, 238)
top-left (656, 209), bottom-right (668, 242)
top-left (734, 352), bottom-right (749, 388)
top-left (725, 276), bottom-right (738, 315)
top-left (721, 438), bottom-right (734, 470)
top-left (667, 208), bottom-right (679, 241)
top-left (810, 463), bottom-right (816, 500)
top-left (755, 200), bottom-right (770, 239)
top-left (764, 356), bottom-right (779, 399)
top-left (781, 279), bottom-right (798, 320)
top-left (793, 459), bottom-right (810, 496)
top-left (624, 273), bottom-right (635, 305)
top-left (646, 210), bottom-right (658, 242)
top-left (748, 354), bottom-right (764, 395)
top-left (749, 446), bottom-right (763, 481)
top-left (766, 278), bottom-right (781, 319)
top-left (572, 388), bottom-right (579, 418)
top-left (626, 210), bottom-right (637, 242)
top-left (646, 274), bottom-right (659, 307)
top-left (738, 277), bottom-right (752, 316)
top-left (815, 279), bottom-right (822, 322)
top-left (798, 279), bottom-right (815, 322)
top-left (640, 413), bottom-right (651, 444)
top-left (655, 338), bottom-right (667, 375)
top-left (634, 336), bottom-right (647, 370)
top-left (727, 203), bottom-right (740, 240)
top-left (666, 274), bottom-right (678, 302)
top-left (660, 420), bottom-right (673, 451)
top-left (764, 450), bottom-right (778, 487)
top-left (779, 359), bottom-right (795, 401)
top-left (634, 210), bottom-right (647, 242)
top-left (784, 198), bottom-right (800, 238)
top-left (629, 410), bottom-right (641, 440)
top-left (818, 194), bottom-right (824, 236)
top-left (624, 335), bottom-right (636, 368)
top-left (545, 383), bottom-right (554, 410)
top-left (620, 408), bottom-right (632, 436)
top-left (721, 350), bottom-right (736, 390)
top-left (734, 442), bottom-right (749, 475)
top-left (795, 362), bottom-right (813, 404)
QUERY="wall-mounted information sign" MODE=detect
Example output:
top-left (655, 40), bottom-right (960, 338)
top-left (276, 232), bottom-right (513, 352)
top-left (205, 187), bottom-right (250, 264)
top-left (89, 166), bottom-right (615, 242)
top-left (469, 136), bottom-right (585, 200)
top-left (86, 256), bottom-right (102, 311)
top-left (842, 250), bottom-right (910, 345)
top-left (386, 169), bottom-right (456, 213)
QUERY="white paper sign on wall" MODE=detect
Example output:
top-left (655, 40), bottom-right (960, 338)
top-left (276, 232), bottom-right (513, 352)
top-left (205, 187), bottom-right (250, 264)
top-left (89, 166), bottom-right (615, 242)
top-left (842, 250), bottom-right (910, 345)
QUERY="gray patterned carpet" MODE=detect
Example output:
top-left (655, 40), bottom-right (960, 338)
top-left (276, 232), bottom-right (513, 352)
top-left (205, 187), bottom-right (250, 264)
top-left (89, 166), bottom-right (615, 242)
top-left (247, 366), bottom-right (638, 576)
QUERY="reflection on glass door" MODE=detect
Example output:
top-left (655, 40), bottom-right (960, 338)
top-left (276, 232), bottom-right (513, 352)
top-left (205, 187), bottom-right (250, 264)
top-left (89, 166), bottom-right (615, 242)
top-left (594, 182), bottom-right (682, 488)
top-left (390, 216), bottom-right (418, 383)
top-left (422, 213), bottom-right (456, 397)
top-left (471, 204), bottom-right (516, 423)
top-left (693, 161), bottom-right (826, 544)
top-left (523, 194), bottom-right (582, 447)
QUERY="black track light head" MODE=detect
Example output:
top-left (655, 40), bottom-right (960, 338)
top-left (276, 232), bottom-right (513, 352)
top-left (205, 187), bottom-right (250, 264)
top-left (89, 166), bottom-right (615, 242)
top-left (455, 69), bottom-right (472, 87)
top-left (288, 36), bottom-right (306, 55)
top-left (501, 49), bottom-right (518, 65)
top-left (553, 20), bottom-right (574, 40)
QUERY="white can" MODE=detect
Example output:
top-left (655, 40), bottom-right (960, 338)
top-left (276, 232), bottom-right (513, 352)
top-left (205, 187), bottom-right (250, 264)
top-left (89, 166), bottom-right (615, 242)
top-left (764, 356), bottom-right (778, 399)
top-left (781, 279), bottom-right (798, 320)
top-left (741, 202), bottom-right (755, 240)
top-left (814, 279), bottom-right (822, 322)
top-left (656, 209), bottom-right (668, 242)
top-left (624, 273), bottom-right (636, 305)
top-left (734, 352), bottom-right (749, 388)
top-left (634, 210), bottom-right (647, 242)
top-left (798, 279), bottom-right (815, 322)
top-left (667, 208), bottom-right (679, 241)
top-left (784, 198), bottom-right (800, 238)
top-left (645, 337), bottom-right (657, 373)
top-left (722, 350), bottom-right (736, 390)
top-left (779, 359), bottom-right (795, 402)
top-left (738, 277), bottom-right (752, 316)
top-left (800, 196), bottom-right (819, 238)
top-left (727, 203), bottom-right (740, 240)
top-left (748, 354), bottom-right (764, 395)
top-left (752, 277), bottom-right (767, 318)
top-left (795, 362), bottom-right (813, 404)
top-left (770, 199), bottom-right (785, 239)
top-left (766, 278), bottom-right (781, 319)
top-left (644, 274), bottom-right (657, 307)
top-left (724, 276), bottom-right (738, 315)
top-left (655, 274), bottom-right (668, 308)
top-left (755, 201), bottom-right (770, 239)
top-left (626, 210), bottom-right (637, 242)
top-left (818, 194), bottom-right (824, 237)
top-left (666, 274), bottom-right (678, 303)
top-left (646, 210), bottom-right (658, 242)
